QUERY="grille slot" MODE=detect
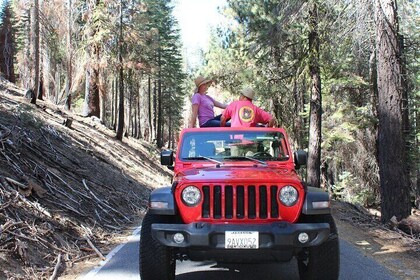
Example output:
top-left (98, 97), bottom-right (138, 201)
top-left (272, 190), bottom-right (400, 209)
top-left (259, 186), bottom-right (267, 218)
top-left (225, 186), bottom-right (233, 218)
top-left (214, 185), bottom-right (222, 218)
top-left (248, 186), bottom-right (256, 219)
top-left (202, 186), bottom-right (210, 218)
top-left (270, 186), bottom-right (279, 218)
top-left (202, 185), bottom-right (279, 220)
top-left (236, 186), bottom-right (244, 219)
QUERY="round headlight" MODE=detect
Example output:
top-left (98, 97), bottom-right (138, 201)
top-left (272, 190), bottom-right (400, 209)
top-left (279, 186), bottom-right (298, 206)
top-left (181, 186), bottom-right (201, 206)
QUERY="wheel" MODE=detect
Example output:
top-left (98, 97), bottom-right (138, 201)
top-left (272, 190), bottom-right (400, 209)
top-left (297, 214), bottom-right (340, 280)
top-left (139, 211), bottom-right (175, 280)
top-left (252, 152), bottom-right (272, 158)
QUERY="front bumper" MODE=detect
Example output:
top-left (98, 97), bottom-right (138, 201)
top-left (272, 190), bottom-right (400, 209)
top-left (152, 222), bottom-right (330, 249)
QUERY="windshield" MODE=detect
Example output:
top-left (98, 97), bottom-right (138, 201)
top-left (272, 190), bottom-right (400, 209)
top-left (179, 131), bottom-right (290, 162)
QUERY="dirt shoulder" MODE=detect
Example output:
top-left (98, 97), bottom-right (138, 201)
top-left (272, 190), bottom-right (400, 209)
top-left (332, 201), bottom-right (420, 280)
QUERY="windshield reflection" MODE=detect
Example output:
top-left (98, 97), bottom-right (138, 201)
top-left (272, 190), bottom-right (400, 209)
top-left (180, 131), bottom-right (290, 162)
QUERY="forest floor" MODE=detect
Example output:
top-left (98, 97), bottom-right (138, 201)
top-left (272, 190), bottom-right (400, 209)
top-left (0, 78), bottom-right (419, 280)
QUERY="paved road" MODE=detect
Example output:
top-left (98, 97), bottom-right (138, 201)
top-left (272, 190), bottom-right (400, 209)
top-left (79, 227), bottom-right (398, 280)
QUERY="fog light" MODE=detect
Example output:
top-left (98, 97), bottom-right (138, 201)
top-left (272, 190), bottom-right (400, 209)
top-left (173, 233), bottom-right (185, 244)
top-left (298, 232), bottom-right (309, 244)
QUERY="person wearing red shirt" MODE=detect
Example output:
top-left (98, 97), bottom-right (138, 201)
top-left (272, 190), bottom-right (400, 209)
top-left (220, 87), bottom-right (276, 127)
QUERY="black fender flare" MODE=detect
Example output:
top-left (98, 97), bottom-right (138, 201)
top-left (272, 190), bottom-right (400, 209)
top-left (302, 186), bottom-right (331, 215)
top-left (149, 186), bottom-right (176, 215)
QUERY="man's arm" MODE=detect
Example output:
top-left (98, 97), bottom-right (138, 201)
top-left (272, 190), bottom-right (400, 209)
top-left (220, 104), bottom-right (232, 127)
top-left (256, 107), bottom-right (276, 127)
top-left (220, 115), bottom-right (227, 127)
top-left (268, 117), bottom-right (277, 127)
top-left (189, 104), bottom-right (199, 128)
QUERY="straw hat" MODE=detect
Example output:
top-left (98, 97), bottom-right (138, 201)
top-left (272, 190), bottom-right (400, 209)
top-left (194, 76), bottom-right (212, 88)
top-left (241, 87), bottom-right (255, 100)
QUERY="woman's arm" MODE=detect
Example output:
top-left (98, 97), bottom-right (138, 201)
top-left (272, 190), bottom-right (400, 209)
top-left (213, 100), bottom-right (227, 109)
top-left (190, 104), bottom-right (199, 128)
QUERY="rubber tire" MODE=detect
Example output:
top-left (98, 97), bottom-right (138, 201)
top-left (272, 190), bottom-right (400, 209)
top-left (139, 211), bottom-right (175, 280)
top-left (297, 214), bottom-right (340, 280)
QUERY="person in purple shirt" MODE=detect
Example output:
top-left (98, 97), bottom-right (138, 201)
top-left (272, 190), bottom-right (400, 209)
top-left (189, 76), bottom-right (230, 128)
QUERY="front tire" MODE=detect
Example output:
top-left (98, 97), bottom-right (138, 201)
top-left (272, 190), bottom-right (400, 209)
top-left (297, 214), bottom-right (340, 280)
top-left (139, 211), bottom-right (175, 280)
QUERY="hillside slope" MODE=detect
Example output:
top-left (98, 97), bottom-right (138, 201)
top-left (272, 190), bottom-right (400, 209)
top-left (0, 79), bottom-right (171, 279)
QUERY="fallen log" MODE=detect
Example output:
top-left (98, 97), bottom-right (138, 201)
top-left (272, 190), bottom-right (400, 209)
top-left (84, 236), bottom-right (105, 261)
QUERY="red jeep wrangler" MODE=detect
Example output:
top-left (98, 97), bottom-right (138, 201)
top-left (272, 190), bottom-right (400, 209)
top-left (140, 127), bottom-right (339, 280)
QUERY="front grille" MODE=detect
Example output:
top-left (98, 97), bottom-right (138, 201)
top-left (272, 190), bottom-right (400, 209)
top-left (202, 185), bottom-right (279, 220)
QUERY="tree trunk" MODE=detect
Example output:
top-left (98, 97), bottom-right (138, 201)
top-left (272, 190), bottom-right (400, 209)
top-left (111, 78), bottom-right (115, 129)
top-left (417, 168), bottom-right (420, 210)
top-left (157, 50), bottom-right (163, 148)
top-left (116, 66), bottom-right (124, 140)
top-left (0, 4), bottom-right (16, 83)
top-left (116, 0), bottom-right (125, 141)
top-left (64, 0), bottom-right (73, 111)
top-left (100, 72), bottom-right (106, 123)
top-left (55, 63), bottom-right (61, 104)
top-left (168, 114), bottom-right (172, 149)
top-left (126, 70), bottom-right (133, 136)
top-left (83, 0), bottom-right (101, 117)
top-left (30, 0), bottom-right (40, 104)
top-left (376, 0), bottom-right (411, 222)
top-left (38, 74), bottom-right (44, 100)
top-left (125, 79), bottom-right (130, 137)
top-left (133, 104), bottom-right (137, 138)
top-left (307, 2), bottom-right (322, 188)
top-left (83, 45), bottom-right (100, 117)
top-left (44, 49), bottom-right (53, 100)
top-left (114, 77), bottom-right (118, 130)
top-left (152, 79), bottom-right (157, 142)
top-left (148, 75), bottom-right (152, 142)
top-left (137, 83), bottom-right (142, 139)
top-left (23, 9), bottom-right (31, 90)
top-left (417, 101), bottom-right (420, 209)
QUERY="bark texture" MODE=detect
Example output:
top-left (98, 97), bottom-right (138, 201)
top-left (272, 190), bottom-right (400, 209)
top-left (376, 0), bottom-right (411, 222)
top-left (307, 2), bottom-right (322, 188)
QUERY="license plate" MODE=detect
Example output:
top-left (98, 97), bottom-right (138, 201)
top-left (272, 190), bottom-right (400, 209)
top-left (225, 231), bottom-right (259, 249)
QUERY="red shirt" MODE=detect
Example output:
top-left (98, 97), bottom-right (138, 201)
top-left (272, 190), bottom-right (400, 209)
top-left (222, 100), bottom-right (272, 127)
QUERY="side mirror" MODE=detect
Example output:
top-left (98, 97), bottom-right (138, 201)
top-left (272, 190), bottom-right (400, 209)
top-left (161, 150), bottom-right (174, 170)
top-left (294, 150), bottom-right (307, 169)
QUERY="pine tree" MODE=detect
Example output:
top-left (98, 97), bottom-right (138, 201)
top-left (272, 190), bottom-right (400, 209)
top-left (376, 0), bottom-right (411, 222)
top-left (0, 1), bottom-right (16, 83)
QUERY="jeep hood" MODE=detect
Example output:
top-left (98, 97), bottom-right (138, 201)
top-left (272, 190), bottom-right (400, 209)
top-left (175, 166), bottom-right (302, 185)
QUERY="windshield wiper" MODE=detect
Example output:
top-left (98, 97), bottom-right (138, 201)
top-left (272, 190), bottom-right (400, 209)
top-left (245, 156), bottom-right (268, 165)
top-left (183, 156), bottom-right (223, 165)
top-left (224, 156), bottom-right (267, 166)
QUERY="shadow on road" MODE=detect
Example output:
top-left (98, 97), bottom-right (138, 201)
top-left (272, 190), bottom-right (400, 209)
top-left (176, 260), bottom-right (299, 280)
